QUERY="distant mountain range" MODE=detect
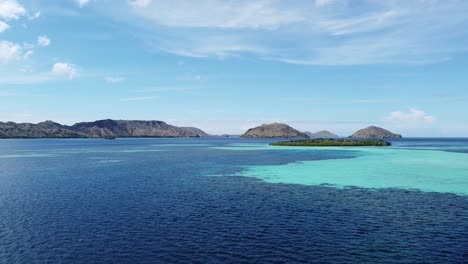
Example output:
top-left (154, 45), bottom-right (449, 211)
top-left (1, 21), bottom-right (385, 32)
top-left (241, 123), bottom-right (401, 139)
top-left (0, 120), bottom-right (403, 140)
top-left (0, 120), bottom-right (209, 138)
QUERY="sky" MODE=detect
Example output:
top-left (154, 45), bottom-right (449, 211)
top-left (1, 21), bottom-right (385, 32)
top-left (1, 0), bottom-right (468, 136)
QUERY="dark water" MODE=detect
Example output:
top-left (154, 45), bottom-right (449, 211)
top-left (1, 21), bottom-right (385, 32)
top-left (0, 138), bottom-right (467, 263)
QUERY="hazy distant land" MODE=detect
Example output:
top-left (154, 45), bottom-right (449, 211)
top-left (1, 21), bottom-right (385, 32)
top-left (0, 120), bottom-right (402, 140)
top-left (0, 119), bottom-right (208, 138)
top-left (304, 130), bottom-right (339, 139)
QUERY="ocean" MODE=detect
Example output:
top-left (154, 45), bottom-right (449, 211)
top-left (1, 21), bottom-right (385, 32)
top-left (0, 138), bottom-right (467, 263)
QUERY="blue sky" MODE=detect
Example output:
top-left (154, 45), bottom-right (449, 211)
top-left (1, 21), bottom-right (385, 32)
top-left (1, 0), bottom-right (468, 136)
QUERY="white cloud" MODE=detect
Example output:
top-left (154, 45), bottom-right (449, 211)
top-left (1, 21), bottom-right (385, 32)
top-left (37, 35), bottom-right (51, 47)
top-left (128, 0), bottom-right (152, 8)
top-left (52, 62), bottom-right (77, 79)
top-left (76, 0), bottom-right (91, 8)
top-left (385, 109), bottom-right (436, 127)
top-left (0, 20), bottom-right (9, 32)
top-left (0, 0), bottom-right (26, 20)
top-left (105, 76), bottom-right (126, 83)
top-left (0, 40), bottom-right (20, 63)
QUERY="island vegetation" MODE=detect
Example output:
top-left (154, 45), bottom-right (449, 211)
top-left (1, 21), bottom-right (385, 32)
top-left (271, 138), bottom-right (391, 147)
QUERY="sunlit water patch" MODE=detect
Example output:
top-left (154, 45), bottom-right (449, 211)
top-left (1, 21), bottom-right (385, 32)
top-left (211, 144), bottom-right (331, 151)
top-left (233, 147), bottom-right (468, 195)
top-left (150, 144), bottom-right (214, 147)
top-left (94, 159), bottom-right (123, 164)
top-left (0, 153), bottom-right (59, 158)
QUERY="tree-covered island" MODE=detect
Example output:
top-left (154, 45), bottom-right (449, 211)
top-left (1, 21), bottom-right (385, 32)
top-left (271, 138), bottom-right (391, 147)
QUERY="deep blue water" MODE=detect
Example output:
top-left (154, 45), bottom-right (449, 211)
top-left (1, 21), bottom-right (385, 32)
top-left (0, 138), bottom-right (467, 263)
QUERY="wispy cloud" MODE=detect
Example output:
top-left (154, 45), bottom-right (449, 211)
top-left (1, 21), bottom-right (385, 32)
top-left (105, 76), bottom-right (126, 83)
top-left (107, 0), bottom-right (468, 65)
top-left (120, 96), bottom-right (158, 102)
top-left (128, 0), bottom-right (152, 8)
top-left (283, 97), bottom-right (383, 105)
top-left (127, 0), bottom-right (304, 29)
top-left (28, 11), bottom-right (40, 20)
top-left (76, 0), bottom-right (91, 8)
top-left (134, 86), bottom-right (197, 92)
top-left (319, 10), bottom-right (404, 36)
top-left (314, 0), bottom-right (339, 7)
top-left (384, 108), bottom-right (436, 128)
top-left (0, 91), bottom-right (49, 97)
top-left (154, 32), bottom-right (273, 59)
top-left (0, 70), bottom-right (54, 84)
top-left (0, 111), bottom-right (34, 122)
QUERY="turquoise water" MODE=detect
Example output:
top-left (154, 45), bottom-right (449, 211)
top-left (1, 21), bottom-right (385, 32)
top-left (227, 146), bottom-right (468, 195)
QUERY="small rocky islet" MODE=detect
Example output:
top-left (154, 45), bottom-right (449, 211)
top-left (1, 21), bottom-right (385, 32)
top-left (349, 126), bottom-right (402, 139)
top-left (240, 123), bottom-right (309, 138)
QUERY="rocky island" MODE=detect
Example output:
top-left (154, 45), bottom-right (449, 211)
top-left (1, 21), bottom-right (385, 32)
top-left (0, 121), bottom-right (89, 138)
top-left (271, 139), bottom-right (391, 147)
top-left (72, 119), bottom-right (208, 138)
top-left (0, 119), bottom-right (208, 139)
top-left (241, 123), bottom-right (309, 138)
top-left (350, 126), bottom-right (402, 139)
top-left (305, 130), bottom-right (339, 139)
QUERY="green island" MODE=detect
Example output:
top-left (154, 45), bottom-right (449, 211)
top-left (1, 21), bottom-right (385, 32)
top-left (271, 138), bottom-right (391, 147)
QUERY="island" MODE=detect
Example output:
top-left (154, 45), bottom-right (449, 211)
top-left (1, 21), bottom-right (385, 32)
top-left (241, 123), bottom-right (309, 138)
top-left (0, 119), bottom-right (209, 139)
top-left (349, 126), bottom-right (402, 139)
top-left (271, 138), bottom-right (391, 147)
top-left (304, 130), bottom-right (339, 139)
